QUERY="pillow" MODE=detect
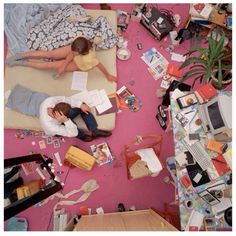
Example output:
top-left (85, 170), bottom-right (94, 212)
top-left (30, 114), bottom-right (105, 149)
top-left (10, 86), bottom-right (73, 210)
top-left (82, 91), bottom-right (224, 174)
top-left (66, 15), bottom-right (92, 23)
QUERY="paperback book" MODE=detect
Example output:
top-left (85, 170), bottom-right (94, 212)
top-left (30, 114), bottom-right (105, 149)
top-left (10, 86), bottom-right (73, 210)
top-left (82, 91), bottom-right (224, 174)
top-left (90, 142), bottom-right (113, 166)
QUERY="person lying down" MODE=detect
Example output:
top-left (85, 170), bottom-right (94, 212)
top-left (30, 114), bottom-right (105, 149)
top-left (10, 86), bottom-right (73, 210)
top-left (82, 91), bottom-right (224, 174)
top-left (6, 84), bottom-right (112, 142)
top-left (6, 37), bottom-right (117, 82)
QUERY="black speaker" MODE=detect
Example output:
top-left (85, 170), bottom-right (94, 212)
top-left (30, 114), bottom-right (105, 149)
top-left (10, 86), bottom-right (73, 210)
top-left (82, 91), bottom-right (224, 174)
top-left (140, 7), bottom-right (174, 41)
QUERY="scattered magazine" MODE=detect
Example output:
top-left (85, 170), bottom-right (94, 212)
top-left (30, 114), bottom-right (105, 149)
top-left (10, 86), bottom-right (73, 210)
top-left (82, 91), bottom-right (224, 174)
top-left (90, 142), bottom-right (114, 166)
top-left (141, 48), bottom-right (169, 80)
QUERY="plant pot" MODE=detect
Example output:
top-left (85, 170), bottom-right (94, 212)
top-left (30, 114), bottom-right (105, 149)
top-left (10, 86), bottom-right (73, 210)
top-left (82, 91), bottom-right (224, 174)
top-left (211, 71), bottom-right (232, 90)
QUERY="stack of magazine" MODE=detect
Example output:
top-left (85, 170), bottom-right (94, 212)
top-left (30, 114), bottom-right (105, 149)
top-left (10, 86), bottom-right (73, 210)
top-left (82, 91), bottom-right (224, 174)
top-left (141, 48), bottom-right (168, 80)
top-left (90, 142), bottom-right (114, 166)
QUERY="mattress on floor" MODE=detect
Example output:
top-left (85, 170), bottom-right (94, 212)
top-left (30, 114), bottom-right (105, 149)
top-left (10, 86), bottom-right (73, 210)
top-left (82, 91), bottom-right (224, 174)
top-left (4, 9), bottom-right (117, 131)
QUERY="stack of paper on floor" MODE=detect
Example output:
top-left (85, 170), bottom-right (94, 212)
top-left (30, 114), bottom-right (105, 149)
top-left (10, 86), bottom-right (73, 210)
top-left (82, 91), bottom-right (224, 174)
top-left (4, 9), bottom-right (117, 131)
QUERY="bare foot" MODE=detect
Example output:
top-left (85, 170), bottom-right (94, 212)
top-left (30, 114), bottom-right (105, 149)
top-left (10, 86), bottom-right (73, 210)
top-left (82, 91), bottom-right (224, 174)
top-left (107, 74), bottom-right (117, 82)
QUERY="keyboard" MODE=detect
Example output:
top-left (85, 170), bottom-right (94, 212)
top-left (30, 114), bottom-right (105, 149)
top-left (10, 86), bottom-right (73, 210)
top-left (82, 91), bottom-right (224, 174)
top-left (182, 141), bottom-right (212, 170)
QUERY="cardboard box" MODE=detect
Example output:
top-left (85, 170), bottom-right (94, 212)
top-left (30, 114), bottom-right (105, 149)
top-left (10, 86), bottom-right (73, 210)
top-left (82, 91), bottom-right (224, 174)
top-left (65, 146), bottom-right (95, 171)
top-left (16, 180), bottom-right (43, 200)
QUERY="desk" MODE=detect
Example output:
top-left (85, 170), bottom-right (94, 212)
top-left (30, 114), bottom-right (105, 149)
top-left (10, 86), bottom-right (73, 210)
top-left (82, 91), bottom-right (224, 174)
top-left (170, 90), bottom-right (232, 231)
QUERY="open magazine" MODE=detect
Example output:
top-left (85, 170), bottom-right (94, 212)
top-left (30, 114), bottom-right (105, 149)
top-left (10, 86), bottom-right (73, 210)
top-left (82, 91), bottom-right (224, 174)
top-left (90, 142), bottom-right (114, 166)
top-left (141, 48), bottom-right (169, 80)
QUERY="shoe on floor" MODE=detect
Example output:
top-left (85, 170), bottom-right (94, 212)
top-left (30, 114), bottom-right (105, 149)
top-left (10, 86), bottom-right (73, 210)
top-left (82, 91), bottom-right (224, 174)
top-left (117, 203), bottom-right (126, 212)
top-left (79, 134), bottom-right (93, 142)
top-left (92, 129), bottom-right (112, 138)
top-left (158, 105), bottom-right (167, 121)
top-left (156, 113), bottom-right (167, 130)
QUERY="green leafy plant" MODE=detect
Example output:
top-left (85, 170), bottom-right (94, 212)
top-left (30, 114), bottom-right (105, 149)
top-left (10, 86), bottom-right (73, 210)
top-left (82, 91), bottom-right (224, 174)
top-left (179, 31), bottom-right (232, 87)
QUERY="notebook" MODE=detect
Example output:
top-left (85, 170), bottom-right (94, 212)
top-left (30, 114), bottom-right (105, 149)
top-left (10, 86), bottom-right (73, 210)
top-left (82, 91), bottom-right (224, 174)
top-left (212, 154), bottom-right (231, 176)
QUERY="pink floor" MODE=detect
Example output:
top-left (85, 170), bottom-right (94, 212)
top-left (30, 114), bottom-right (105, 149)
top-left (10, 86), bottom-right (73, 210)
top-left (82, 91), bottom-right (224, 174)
top-left (4, 3), bottom-right (192, 231)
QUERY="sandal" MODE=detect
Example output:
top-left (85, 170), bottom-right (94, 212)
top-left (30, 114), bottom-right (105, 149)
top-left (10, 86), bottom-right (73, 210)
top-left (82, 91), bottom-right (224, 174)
top-left (156, 113), bottom-right (167, 130)
top-left (158, 105), bottom-right (167, 121)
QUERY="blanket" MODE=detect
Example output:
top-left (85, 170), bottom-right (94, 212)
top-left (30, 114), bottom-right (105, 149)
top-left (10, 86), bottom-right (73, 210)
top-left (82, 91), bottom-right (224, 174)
top-left (6, 84), bottom-right (49, 117)
top-left (4, 4), bottom-right (66, 54)
top-left (26, 4), bottom-right (118, 51)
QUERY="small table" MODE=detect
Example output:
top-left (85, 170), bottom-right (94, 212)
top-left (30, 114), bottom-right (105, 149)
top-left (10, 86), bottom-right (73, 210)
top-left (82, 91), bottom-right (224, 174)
top-left (170, 90), bottom-right (232, 231)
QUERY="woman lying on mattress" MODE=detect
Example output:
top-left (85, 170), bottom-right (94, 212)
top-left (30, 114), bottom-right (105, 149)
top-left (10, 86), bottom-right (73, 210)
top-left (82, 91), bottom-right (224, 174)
top-left (6, 37), bottom-right (117, 82)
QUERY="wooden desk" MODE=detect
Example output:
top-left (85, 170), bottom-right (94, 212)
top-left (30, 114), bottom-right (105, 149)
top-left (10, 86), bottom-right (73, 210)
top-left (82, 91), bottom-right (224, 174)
top-left (170, 90), bottom-right (232, 231)
top-left (74, 209), bottom-right (178, 231)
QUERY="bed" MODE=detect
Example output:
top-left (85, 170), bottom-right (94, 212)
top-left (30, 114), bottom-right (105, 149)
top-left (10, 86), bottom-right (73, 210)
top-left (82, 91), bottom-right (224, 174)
top-left (4, 8), bottom-right (117, 131)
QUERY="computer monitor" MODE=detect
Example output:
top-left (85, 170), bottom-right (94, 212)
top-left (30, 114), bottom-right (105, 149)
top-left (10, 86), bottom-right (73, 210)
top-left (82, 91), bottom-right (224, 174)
top-left (198, 94), bottom-right (232, 135)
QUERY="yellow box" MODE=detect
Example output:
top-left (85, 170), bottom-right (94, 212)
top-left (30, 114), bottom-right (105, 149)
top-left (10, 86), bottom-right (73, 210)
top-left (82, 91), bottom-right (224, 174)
top-left (65, 146), bottom-right (95, 171)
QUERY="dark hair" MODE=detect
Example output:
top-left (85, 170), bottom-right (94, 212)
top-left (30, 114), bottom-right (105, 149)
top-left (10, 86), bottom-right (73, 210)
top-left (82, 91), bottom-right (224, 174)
top-left (53, 102), bottom-right (71, 117)
top-left (71, 37), bottom-right (93, 55)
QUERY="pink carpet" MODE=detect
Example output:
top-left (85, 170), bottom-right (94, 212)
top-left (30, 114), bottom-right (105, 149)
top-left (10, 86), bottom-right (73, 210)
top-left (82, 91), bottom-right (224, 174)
top-left (4, 3), bottom-right (192, 231)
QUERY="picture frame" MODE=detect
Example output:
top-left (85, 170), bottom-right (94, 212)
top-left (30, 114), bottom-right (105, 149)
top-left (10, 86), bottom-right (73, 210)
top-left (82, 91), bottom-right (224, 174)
top-left (176, 92), bottom-right (198, 109)
top-left (198, 189), bottom-right (220, 206)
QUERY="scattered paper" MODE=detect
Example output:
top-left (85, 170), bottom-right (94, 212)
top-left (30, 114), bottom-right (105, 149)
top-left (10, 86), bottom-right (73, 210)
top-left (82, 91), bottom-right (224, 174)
top-left (200, 4), bottom-right (213, 19)
top-left (175, 152), bottom-right (188, 166)
top-left (96, 207), bottom-right (104, 214)
top-left (193, 173), bottom-right (202, 183)
top-left (88, 90), bottom-right (102, 107)
top-left (38, 140), bottom-right (46, 149)
top-left (169, 31), bottom-right (179, 45)
top-left (160, 80), bottom-right (170, 89)
top-left (95, 89), bottom-right (112, 114)
top-left (211, 198), bottom-right (232, 216)
top-left (171, 52), bottom-right (186, 62)
top-left (157, 17), bottom-right (164, 24)
top-left (70, 91), bottom-right (92, 106)
top-left (185, 210), bottom-right (204, 231)
top-left (171, 89), bottom-right (186, 100)
top-left (71, 71), bottom-right (88, 91)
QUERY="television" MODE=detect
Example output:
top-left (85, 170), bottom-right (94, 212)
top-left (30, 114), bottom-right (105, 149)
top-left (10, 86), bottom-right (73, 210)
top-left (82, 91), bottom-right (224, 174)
top-left (198, 94), bottom-right (232, 135)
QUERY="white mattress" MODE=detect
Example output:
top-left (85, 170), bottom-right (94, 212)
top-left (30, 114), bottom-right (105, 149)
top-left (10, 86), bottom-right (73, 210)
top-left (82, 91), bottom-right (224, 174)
top-left (4, 9), bottom-right (117, 131)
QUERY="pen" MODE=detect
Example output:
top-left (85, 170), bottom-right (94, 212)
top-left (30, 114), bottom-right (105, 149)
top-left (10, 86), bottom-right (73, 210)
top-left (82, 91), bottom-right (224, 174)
top-left (150, 55), bottom-right (154, 63)
top-left (212, 158), bottom-right (226, 165)
top-left (185, 110), bottom-right (194, 115)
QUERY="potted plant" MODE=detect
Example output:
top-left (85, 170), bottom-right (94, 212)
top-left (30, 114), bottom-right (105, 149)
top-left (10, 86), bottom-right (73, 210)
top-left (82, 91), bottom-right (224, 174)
top-left (179, 30), bottom-right (232, 89)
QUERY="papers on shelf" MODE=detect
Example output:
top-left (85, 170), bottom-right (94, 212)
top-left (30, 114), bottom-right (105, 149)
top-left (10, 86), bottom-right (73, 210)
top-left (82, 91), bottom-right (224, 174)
top-left (141, 48), bottom-right (169, 80)
top-left (71, 71), bottom-right (88, 91)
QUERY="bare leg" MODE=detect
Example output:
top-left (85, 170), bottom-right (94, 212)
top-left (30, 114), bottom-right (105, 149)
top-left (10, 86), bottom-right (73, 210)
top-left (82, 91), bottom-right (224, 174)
top-left (21, 45), bottom-right (71, 60)
top-left (26, 60), bottom-right (78, 72)
top-left (96, 62), bottom-right (117, 82)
